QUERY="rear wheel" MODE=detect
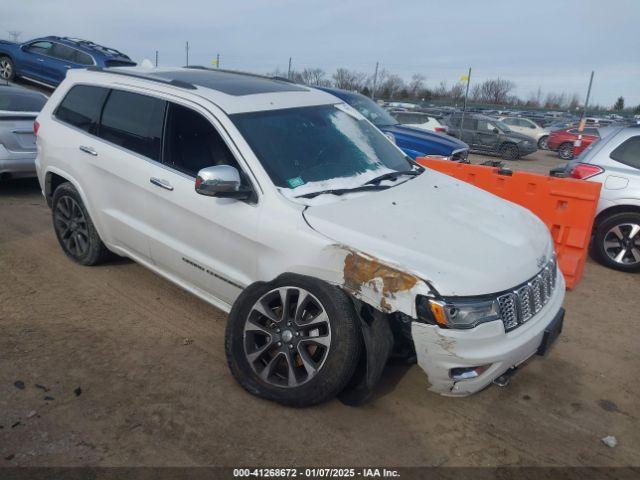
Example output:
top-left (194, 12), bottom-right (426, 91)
top-left (0, 56), bottom-right (15, 81)
top-left (225, 274), bottom-right (361, 407)
top-left (558, 142), bottom-right (574, 160)
top-left (538, 135), bottom-right (549, 150)
top-left (52, 182), bottom-right (110, 266)
top-left (500, 143), bottom-right (519, 160)
top-left (592, 212), bottom-right (640, 272)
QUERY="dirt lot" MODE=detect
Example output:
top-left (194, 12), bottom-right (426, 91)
top-left (1, 150), bottom-right (639, 468)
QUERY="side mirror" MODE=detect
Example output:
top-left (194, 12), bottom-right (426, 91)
top-left (195, 165), bottom-right (252, 200)
top-left (493, 128), bottom-right (500, 134)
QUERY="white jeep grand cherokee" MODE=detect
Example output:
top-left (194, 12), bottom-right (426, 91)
top-left (35, 67), bottom-right (566, 406)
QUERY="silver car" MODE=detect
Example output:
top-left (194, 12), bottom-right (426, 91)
top-left (563, 126), bottom-right (640, 271)
top-left (0, 84), bottom-right (47, 180)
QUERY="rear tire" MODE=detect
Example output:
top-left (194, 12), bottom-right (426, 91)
top-left (538, 135), bottom-right (549, 150)
top-left (0, 56), bottom-right (14, 81)
top-left (52, 182), bottom-right (111, 266)
top-left (225, 274), bottom-right (362, 407)
top-left (558, 142), bottom-right (574, 160)
top-left (500, 143), bottom-right (519, 160)
top-left (592, 212), bottom-right (640, 272)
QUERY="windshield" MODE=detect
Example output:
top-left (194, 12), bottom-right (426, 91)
top-left (0, 91), bottom-right (47, 112)
top-left (341, 93), bottom-right (399, 127)
top-left (232, 104), bottom-right (411, 190)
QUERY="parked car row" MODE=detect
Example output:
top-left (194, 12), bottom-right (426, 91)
top-left (31, 66), bottom-right (566, 407)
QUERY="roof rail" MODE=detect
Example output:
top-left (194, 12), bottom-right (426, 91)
top-left (184, 65), bottom-right (293, 84)
top-left (59, 37), bottom-right (130, 59)
top-left (86, 67), bottom-right (197, 90)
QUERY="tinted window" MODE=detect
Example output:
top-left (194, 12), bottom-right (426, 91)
top-left (232, 104), bottom-right (411, 189)
top-left (99, 90), bottom-right (165, 161)
top-left (478, 119), bottom-right (497, 132)
top-left (610, 136), bottom-right (640, 169)
top-left (55, 85), bottom-right (109, 133)
top-left (163, 103), bottom-right (238, 176)
top-left (461, 117), bottom-right (476, 129)
top-left (49, 43), bottom-right (76, 61)
top-left (72, 50), bottom-right (93, 66)
top-left (502, 118), bottom-right (516, 125)
top-left (25, 41), bottom-right (52, 54)
top-left (0, 91), bottom-right (47, 112)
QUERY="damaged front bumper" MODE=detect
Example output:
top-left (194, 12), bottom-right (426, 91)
top-left (410, 273), bottom-right (566, 396)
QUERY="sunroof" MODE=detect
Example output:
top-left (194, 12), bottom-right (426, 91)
top-left (149, 69), bottom-right (307, 96)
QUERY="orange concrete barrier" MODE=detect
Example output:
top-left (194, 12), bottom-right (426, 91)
top-left (416, 158), bottom-right (602, 289)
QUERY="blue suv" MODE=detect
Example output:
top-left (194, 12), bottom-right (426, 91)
top-left (317, 86), bottom-right (469, 161)
top-left (0, 36), bottom-right (135, 87)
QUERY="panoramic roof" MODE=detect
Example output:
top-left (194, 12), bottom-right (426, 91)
top-left (148, 69), bottom-right (307, 96)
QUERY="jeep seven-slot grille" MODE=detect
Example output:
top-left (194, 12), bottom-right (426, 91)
top-left (497, 257), bottom-right (558, 332)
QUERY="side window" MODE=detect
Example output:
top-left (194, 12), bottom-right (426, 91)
top-left (55, 85), bottom-right (109, 134)
top-left (25, 41), bottom-right (53, 55)
top-left (49, 43), bottom-right (76, 62)
top-left (502, 118), bottom-right (515, 126)
top-left (610, 136), bottom-right (640, 170)
top-left (477, 120), bottom-right (495, 132)
top-left (72, 50), bottom-right (93, 66)
top-left (462, 117), bottom-right (476, 129)
top-left (163, 102), bottom-right (239, 176)
top-left (98, 90), bottom-right (166, 161)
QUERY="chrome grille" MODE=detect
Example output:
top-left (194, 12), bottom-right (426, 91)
top-left (497, 257), bottom-right (558, 332)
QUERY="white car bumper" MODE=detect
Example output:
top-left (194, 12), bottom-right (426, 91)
top-left (411, 273), bottom-right (566, 396)
top-left (0, 144), bottom-right (37, 176)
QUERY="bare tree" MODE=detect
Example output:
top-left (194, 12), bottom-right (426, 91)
top-left (613, 96), bottom-right (625, 111)
top-left (332, 68), bottom-right (368, 91)
top-left (300, 68), bottom-right (330, 86)
top-left (408, 74), bottom-right (426, 98)
top-left (376, 70), bottom-right (405, 99)
top-left (472, 78), bottom-right (516, 104)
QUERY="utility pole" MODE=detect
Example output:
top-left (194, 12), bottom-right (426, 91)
top-left (461, 67), bottom-right (472, 131)
top-left (216, 53), bottom-right (220, 69)
top-left (580, 70), bottom-right (595, 123)
top-left (287, 57), bottom-right (292, 80)
top-left (155, 50), bottom-right (158, 67)
top-left (371, 61), bottom-right (379, 100)
top-left (185, 41), bottom-right (189, 67)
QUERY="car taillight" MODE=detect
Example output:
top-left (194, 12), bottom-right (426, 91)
top-left (570, 163), bottom-right (603, 180)
top-left (434, 127), bottom-right (447, 133)
top-left (34, 120), bottom-right (40, 137)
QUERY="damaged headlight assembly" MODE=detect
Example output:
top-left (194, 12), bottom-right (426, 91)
top-left (416, 295), bottom-right (501, 329)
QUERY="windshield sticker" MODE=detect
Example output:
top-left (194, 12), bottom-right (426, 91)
top-left (287, 176), bottom-right (305, 188)
top-left (334, 103), bottom-right (366, 121)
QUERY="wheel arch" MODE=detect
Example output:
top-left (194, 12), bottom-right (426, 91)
top-left (594, 204), bottom-right (640, 231)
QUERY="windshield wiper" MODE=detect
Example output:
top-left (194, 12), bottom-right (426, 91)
top-left (363, 169), bottom-right (421, 186)
top-left (297, 184), bottom-right (389, 199)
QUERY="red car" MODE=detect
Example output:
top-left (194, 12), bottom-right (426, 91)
top-left (547, 127), bottom-right (600, 160)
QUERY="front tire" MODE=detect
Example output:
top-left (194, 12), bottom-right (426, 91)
top-left (0, 56), bottom-right (14, 81)
top-left (225, 274), bottom-right (362, 407)
top-left (52, 182), bottom-right (110, 266)
top-left (538, 135), bottom-right (549, 150)
top-left (592, 212), bottom-right (640, 272)
top-left (500, 143), bottom-right (519, 160)
top-left (558, 142), bottom-right (574, 160)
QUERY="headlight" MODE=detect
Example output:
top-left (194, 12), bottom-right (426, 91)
top-left (417, 296), bottom-right (501, 329)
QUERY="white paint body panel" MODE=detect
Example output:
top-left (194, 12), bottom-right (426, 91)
top-left (35, 67), bottom-right (564, 397)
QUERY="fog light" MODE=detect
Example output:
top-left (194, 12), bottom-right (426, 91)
top-left (450, 365), bottom-right (489, 380)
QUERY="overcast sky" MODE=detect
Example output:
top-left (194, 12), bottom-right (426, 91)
top-left (4, 0), bottom-right (640, 106)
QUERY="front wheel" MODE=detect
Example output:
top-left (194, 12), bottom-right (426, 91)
top-left (0, 56), bottom-right (15, 81)
top-left (538, 135), bottom-right (549, 150)
top-left (500, 143), bottom-right (519, 160)
top-left (592, 212), bottom-right (640, 272)
top-left (225, 274), bottom-right (362, 407)
top-left (558, 142), bottom-right (574, 160)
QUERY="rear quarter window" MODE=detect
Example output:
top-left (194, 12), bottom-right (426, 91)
top-left (610, 136), bottom-right (640, 170)
top-left (98, 90), bottom-right (166, 161)
top-left (55, 85), bottom-right (109, 134)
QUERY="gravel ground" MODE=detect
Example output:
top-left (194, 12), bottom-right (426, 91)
top-left (0, 150), bottom-right (639, 468)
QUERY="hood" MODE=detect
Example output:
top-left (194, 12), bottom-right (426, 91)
top-left (303, 170), bottom-right (553, 297)
top-left (381, 124), bottom-right (469, 156)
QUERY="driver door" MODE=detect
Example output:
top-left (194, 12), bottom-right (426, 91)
top-left (475, 119), bottom-right (501, 152)
top-left (18, 41), bottom-right (53, 81)
top-left (146, 101), bottom-right (260, 307)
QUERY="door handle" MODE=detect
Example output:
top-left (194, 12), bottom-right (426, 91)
top-left (37, 58), bottom-right (44, 62)
top-left (150, 177), bottom-right (174, 191)
top-left (79, 145), bottom-right (98, 156)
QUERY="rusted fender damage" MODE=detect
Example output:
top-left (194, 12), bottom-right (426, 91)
top-left (336, 246), bottom-right (433, 317)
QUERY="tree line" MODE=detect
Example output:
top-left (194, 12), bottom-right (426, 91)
top-left (270, 66), bottom-right (639, 113)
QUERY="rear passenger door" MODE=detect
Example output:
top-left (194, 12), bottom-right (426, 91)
top-left (475, 119), bottom-right (501, 152)
top-left (145, 101), bottom-right (260, 307)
